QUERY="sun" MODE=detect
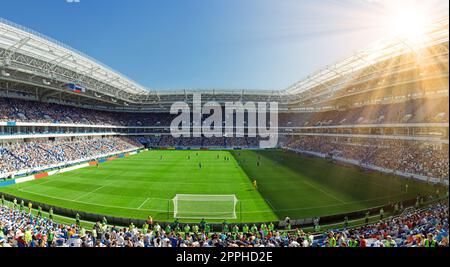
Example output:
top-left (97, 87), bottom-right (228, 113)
top-left (390, 8), bottom-right (427, 38)
top-left (383, 2), bottom-right (432, 42)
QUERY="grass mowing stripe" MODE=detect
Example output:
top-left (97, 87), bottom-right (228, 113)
top-left (72, 182), bottom-right (113, 201)
top-left (300, 179), bottom-right (346, 204)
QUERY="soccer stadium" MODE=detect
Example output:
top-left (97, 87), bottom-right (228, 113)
top-left (0, 1), bottom-right (449, 249)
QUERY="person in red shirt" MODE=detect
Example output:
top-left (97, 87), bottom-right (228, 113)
top-left (359, 235), bottom-right (367, 247)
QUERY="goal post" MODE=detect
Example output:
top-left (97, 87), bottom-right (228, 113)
top-left (173, 194), bottom-right (238, 219)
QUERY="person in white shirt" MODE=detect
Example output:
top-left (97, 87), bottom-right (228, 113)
top-left (372, 236), bottom-right (384, 247)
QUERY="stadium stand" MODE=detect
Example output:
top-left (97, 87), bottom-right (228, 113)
top-left (283, 136), bottom-right (449, 180)
top-left (0, 137), bottom-right (142, 176)
top-left (0, 96), bottom-right (448, 127)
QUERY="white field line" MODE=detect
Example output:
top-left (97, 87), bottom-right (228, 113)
top-left (17, 179), bottom-right (56, 191)
top-left (265, 198), bottom-right (277, 211)
top-left (137, 197), bottom-right (151, 209)
top-left (72, 183), bottom-right (112, 201)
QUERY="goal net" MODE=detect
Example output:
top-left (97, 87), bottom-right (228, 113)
top-left (173, 194), bottom-right (238, 219)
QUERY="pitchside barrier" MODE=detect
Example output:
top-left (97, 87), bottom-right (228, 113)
top-left (1, 192), bottom-right (439, 231)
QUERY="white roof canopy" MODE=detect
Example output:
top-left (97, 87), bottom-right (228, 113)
top-left (0, 17), bottom-right (150, 95)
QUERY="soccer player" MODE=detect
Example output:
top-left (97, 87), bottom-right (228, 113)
top-left (192, 224), bottom-right (199, 235)
top-left (222, 223), bottom-right (230, 234)
top-left (365, 211), bottom-right (370, 225)
top-left (171, 218), bottom-right (179, 229)
top-left (146, 215), bottom-right (153, 229)
top-left (260, 223), bottom-right (268, 237)
top-left (405, 184), bottom-right (409, 193)
top-left (222, 221), bottom-right (229, 233)
top-left (344, 216), bottom-right (349, 228)
top-left (75, 213), bottom-right (81, 226)
top-left (252, 179), bottom-right (258, 190)
top-left (199, 162), bottom-right (202, 169)
top-left (37, 206), bottom-right (42, 217)
top-left (232, 225), bottom-right (239, 235)
top-left (380, 208), bottom-right (384, 220)
top-left (1, 194), bottom-right (4, 206)
top-left (49, 207), bottom-right (53, 220)
top-left (153, 222), bottom-right (161, 233)
top-left (142, 222), bottom-right (149, 233)
top-left (184, 224), bottom-right (191, 236)
top-left (257, 161), bottom-right (260, 167)
top-left (200, 218), bottom-right (207, 230)
top-left (28, 201), bottom-right (32, 214)
top-left (20, 200), bottom-right (24, 212)
top-left (165, 224), bottom-right (171, 234)
top-left (96, 162), bottom-right (99, 168)
top-left (242, 224), bottom-right (249, 235)
top-left (313, 218), bottom-right (320, 232)
top-left (47, 230), bottom-right (55, 247)
top-left (13, 198), bottom-right (17, 209)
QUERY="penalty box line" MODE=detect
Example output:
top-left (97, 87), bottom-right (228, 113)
top-left (137, 197), bottom-right (151, 209)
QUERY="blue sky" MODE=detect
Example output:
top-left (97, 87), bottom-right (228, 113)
top-left (1, 0), bottom-right (448, 90)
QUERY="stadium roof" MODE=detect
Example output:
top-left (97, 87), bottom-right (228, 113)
top-left (0, 17), bottom-right (150, 95)
top-left (0, 16), bottom-right (448, 105)
top-left (282, 16), bottom-right (449, 97)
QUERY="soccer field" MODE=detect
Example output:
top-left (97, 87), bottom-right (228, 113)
top-left (0, 149), bottom-right (436, 223)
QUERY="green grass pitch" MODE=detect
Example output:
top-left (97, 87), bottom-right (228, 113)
top-left (0, 149), bottom-right (436, 223)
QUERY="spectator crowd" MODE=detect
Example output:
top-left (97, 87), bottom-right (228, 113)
top-left (284, 136), bottom-right (449, 180)
top-left (0, 137), bottom-right (142, 176)
top-left (1, 96), bottom-right (448, 128)
top-left (0, 202), bottom-right (447, 247)
top-left (136, 136), bottom-right (261, 148)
